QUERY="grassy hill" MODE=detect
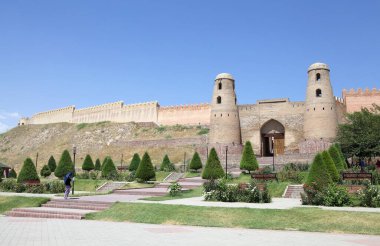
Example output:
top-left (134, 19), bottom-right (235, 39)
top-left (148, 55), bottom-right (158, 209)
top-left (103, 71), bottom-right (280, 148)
top-left (0, 122), bottom-right (208, 172)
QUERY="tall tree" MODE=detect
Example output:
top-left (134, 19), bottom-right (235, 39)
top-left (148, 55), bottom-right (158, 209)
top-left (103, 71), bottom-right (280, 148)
top-left (202, 148), bottom-right (224, 180)
top-left (240, 141), bottom-right (259, 173)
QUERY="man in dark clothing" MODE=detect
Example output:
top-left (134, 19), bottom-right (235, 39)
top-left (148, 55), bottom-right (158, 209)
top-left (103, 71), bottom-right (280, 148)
top-left (64, 172), bottom-right (73, 199)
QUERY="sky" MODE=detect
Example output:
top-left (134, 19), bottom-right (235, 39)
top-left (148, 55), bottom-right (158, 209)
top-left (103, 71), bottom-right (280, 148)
top-left (0, 0), bottom-right (379, 133)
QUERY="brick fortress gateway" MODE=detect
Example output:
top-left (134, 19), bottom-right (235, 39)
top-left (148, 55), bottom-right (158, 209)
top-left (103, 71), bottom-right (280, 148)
top-left (19, 63), bottom-right (380, 167)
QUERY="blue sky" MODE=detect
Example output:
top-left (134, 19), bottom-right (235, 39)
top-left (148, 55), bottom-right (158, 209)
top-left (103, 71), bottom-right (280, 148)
top-left (0, 0), bottom-right (379, 132)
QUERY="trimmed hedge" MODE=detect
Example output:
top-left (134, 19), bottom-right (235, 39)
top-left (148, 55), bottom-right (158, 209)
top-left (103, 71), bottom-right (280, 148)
top-left (82, 154), bottom-right (95, 171)
top-left (101, 157), bottom-right (117, 178)
top-left (94, 158), bottom-right (101, 171)
top-left (335, 143), bottom-right (348, 169)
top-left (328, 145), bottom-right (345, 172)
top-left (306, 153), bottom-right (332, 190)
top-left (240, 141), bottom-right (258, 173)
top-left (47, 156), bottom-right (57, 172)
top-left (189, 152), bottom-right (202, 171)
top-left (8, 169), bottom-right (17, 178)
top-left (54, 150), bottom-right (75, 179)
top-left (202, 148), bottom-right (224, 180)
top-left (321, 150), bottom-right (339, 182)
top-left (17, 158), bottom-right (40, 183)
top-left (160, 154), bottom-right (175, 172)
top-left (129, 153), bottom-right (141, 171)
top-left (135, 152), bottom-right (156, 182)
top-left (40, 165), bottom-right (51, 177)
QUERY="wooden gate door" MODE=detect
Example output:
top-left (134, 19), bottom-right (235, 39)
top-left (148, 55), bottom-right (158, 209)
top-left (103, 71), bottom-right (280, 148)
top-left (274, 138), bottom-right (284, 156)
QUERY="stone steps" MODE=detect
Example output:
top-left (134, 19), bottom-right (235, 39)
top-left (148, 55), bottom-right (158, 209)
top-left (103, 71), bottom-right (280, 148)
top-left (113, 188), bottom-right (169, 196)
top-left (163, 172), bottom-right (184, 182)
top-left (96, 182), bottom-right (127, 193)
top-left (283, 185), bottom-right (304, 198)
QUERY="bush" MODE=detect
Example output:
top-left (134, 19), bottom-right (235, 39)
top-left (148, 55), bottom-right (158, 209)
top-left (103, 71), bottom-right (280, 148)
top-left (321, 151), bottom-right (339, 182)
top-left (0, 178), bottom-right (17, 191)
top-left (306, 153), bottom-right (332, 190)
top-left (101, 157), bottom-right (117, 179)
top-left (202, 148), bottom-right (224, 180)
top-left (76, 172), bottom-right (90, 179)
top-left (168, 182), bottom-right (182, 196)
top-left (335, 143), bottom-right (348, 169)
top-left (89, 170), bottom-right (99, 180)
top-left (8, 169), bottom-right (17, 178)
top-left (301, 183), bottom-right (351, 206)
top-left (126, 171), bottom-right (136, 182)
top-left (189, 152), bottom-right (202, 171)
top-left (94, 158), bottom-right (101, 171)
top-left (54, 150), bottom-right (75, 179)
top-left (328, 145), bottom-right (345, 172)
top-left (17, 158), bottom-right (40, 183)
top-left (47, 156), bottom-right (57, 172)
top-left (44, 180), bottom-right (65, 193)
top-left (278, 163), bottom-right (308, 183)
top-left (160, 154), bottom-right (175, 172)
top-left (359, 184), bottom-right (380, 207)
top-left (0, 179), bottom-right (65, 194)
top-left (240, 141), bottom-right (259, 173)
top-left (82, 154), bottom-right (95, 171)
top-left (135, 152), bottom-right (156, 182)
top-left (129, 153), bottom-right (141, 171)
top-left (40, 165), bottom-right (51, 177)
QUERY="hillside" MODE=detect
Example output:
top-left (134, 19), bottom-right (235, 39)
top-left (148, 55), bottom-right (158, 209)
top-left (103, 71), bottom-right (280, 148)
top-left (0, 122), bottom-right (209, 172)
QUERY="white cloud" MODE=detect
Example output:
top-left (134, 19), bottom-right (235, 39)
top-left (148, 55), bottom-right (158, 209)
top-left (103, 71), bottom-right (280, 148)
top-left (8, 112), bottom-right (20, 118)
top-left (0, 122), bottom-right (10, 133)
top-left (0, 114), bottom-right (5, 120)
top-left (0, 111), bottom-right (21, 120)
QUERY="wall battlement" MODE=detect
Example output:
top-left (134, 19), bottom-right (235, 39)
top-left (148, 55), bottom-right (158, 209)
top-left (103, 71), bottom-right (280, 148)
top-left (159, 103), bottom-right (209, 111)
top-left (33, 105), bottom-right (75, 116)
top-left (342, 88), bottom-right (380, 113)
top-left (343, 88), bottom-right (380, 97)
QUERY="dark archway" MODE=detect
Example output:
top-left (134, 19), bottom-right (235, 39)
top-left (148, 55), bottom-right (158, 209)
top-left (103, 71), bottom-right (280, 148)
top-left (260, 119), bottom-right (285, 156)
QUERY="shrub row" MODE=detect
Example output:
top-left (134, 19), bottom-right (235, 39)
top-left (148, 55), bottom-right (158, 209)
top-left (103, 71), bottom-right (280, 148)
top-left (0, 179), bottom-right (65, 193)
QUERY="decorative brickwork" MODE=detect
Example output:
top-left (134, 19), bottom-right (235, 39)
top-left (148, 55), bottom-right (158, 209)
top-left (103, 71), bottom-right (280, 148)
top-left (343, 88), bottom-right (380, 113)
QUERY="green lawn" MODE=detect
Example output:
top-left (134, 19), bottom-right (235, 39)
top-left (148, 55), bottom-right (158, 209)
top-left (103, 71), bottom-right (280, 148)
top-left (155, 171), bottom-right (171, 182)
top-left (267, 181), bottom-right (290, 197)
top-left (86, 203), bottom-right (380, 235)
top-left (74, 179), bottom-right (108, 192)
top-left (121, 183), bottom-right (155, 189)
top-left (0, 196), bottom-right (49, 214)
top-left (184, 172), bottom-right (201, 178)
top-left (142, 186), bottom-right (203, 201)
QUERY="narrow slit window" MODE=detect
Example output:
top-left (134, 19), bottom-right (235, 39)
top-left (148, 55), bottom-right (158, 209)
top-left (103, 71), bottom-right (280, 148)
top-left (218, 82), bottom-right (222, 90)
top-left (316, 73), bottom-right (321, 81)
top-left (217, 96), bottom-right (222, 104)
top-left (316, 89), bottom-right (322, 97)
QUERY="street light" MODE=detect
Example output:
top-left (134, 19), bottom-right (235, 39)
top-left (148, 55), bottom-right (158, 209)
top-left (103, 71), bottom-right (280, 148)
top-left (35, 152), bottom-right (39, 169)
top-left (183, 152), bottom-right (187, 172)
top-left (72, 146), bottom-right (77, 195)
top-left (225, 146), bottom-right (228, 179)
top-left (271, 136), bottom-right (275, 171)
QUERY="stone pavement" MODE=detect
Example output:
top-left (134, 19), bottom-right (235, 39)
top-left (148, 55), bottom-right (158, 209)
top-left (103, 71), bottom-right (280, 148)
top-left (0, 216), bottom-right (378, 246)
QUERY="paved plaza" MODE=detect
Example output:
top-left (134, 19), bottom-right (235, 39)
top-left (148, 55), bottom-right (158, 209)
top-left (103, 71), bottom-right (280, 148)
top-left (0, 216), bottom-right (379, 246)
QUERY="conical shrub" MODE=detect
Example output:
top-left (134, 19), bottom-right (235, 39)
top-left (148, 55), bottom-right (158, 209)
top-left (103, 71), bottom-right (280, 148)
top-left (17, 158), bottom-right (40, 183)
top-left (321, 150), bottom-right (339, 182)
top-left (335, 143), bottom-right (348, 169)
top-left (328, 145), bottom-right (345, 172)
top-left (54, 150), bottom-right (75, 179)
top-left (160, 154), bottom-right (175, 171)
top-left (189, 152), bottom-right (202, 171)
top-left (135, 152), bottom-right (156, 182)
top-left (101, 157), bottom-right (117, 178)
top-left (8, 168), bottom-right (17, 178)
top-left (202, 148), bottom-right (224, 180)
top-left (129, 153), bottom-right (141, 171)
top-left (240, 141), bottom-right (259, 173)
top-left (306, 153), bottom-right (332, 190)
top-left (40, 164), bottom-right (51, 177)
top-left (94, 158), bottom-right (101, 171)
top-left (82, 154), bottom-right (95, 171)
top-left (47, 156), bottom-right (57, 172)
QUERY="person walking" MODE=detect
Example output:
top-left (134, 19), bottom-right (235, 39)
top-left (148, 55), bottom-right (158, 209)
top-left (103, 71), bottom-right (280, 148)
top-left (64, 172), bottom-right (73, 199)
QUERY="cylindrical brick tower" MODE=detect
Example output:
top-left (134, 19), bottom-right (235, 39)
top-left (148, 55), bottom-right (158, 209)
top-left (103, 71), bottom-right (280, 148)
top-left (303, 63), bottom-right (338, 140)
top-left (209, 73), bottom-right (242, 145)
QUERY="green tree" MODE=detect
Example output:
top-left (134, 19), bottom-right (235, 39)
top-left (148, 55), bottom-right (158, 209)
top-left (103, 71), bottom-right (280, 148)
top-left (94, 158), bottom-right (101, 171)
top-left (101, 156), bottom-right (110, 170)
top-left (321, 151), bottom-right (339, 182)
top-left (328, 145), bottom-right (345, 172)
top-left (135, 152), bottom-right (156, 182)
top-left (47, 156), bottom-right (57, 172)
top-left (160, 154), bottom-right (175, 171)
top-left (202, 148), bottom-right (224, 180)
top-left (240, 141), bottom-right (259, 173)
top-left (54, 150), bottom-right (75, 179)
top-left (336, 104), bottom-right (380, 159)
top-left (82, 154), bottom-right (95, 171)
top-left (8, 168), bottom-right (17, 178)
top-left (335, 143), bottom-right (348, 169)
top-left (101, 157), bottom-right (117, 178)
top-left (306, 153), bottom-right (332, 190)
top-left (40, 165), bottom-right (51, 177)
top-left (17, 158), bottom-right (40, 183)
top-left (128, 153), bottom-right (141, 171)
top-left (189, 152), bottom-right (202, 171)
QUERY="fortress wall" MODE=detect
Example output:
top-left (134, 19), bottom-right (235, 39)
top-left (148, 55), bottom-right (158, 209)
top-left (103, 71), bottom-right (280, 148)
top-left (335, 96), bottom-right (347, 124)
top-left (27, 106), bottom-right (75, 124)
top-left (343, 88), bottom-right (380, 113)
top-left (157, 103), bottom-right (210, 126)
top-left (120, 101), bottom-right (158, 123)
top-left (239, 101), bottom-right (305, 154)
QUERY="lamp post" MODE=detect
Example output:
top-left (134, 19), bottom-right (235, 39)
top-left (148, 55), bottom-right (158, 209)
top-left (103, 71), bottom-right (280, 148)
top-left (183, 152), bottom-right (186, 172)
top-left (271, 136), bottom-right (275, 171)
top-left (120, 154), bottom-right (124, 172)
top-left (225, 146), bottom-right (228, 179)
top-left (206, 145), bottom-right (209, 163)
top-left (35, 152), bottom-right (39, 169)
top-left (72, 146), bottom-right (77, 195)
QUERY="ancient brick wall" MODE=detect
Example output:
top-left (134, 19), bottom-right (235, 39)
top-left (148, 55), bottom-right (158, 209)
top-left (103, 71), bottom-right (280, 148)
top-left (22, 106), bottom-right (75, 125)
top-left (157, 103), bottom-right (210, 126)
top-left (343, 88), bottom-right (380, 113)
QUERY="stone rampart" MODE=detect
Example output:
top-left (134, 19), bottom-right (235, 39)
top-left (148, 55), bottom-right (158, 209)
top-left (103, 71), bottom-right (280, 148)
top-left (157, 103), bottom-right (210, 126)
top-left (23, 106), bottom-right (75, 124)
top-left (343, 88), bottom-right (380, 113)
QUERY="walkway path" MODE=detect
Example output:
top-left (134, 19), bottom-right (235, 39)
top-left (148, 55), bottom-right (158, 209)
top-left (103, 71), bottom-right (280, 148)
top-left (0, 217), bottom-right (378, 246)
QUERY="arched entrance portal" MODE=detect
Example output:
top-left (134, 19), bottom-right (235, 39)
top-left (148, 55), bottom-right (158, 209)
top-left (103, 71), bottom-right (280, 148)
top-left (260, 119), bottom-right (285, 156)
